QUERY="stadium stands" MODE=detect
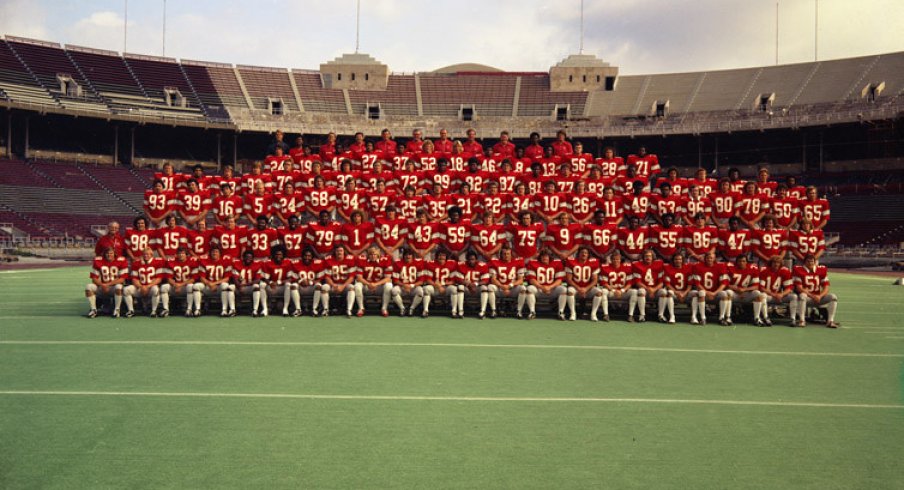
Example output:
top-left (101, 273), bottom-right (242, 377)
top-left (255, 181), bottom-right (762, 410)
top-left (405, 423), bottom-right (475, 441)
top-left (236, 65), bottom-right (300, 112)
top-left (123, 54), bottom-right (206, 118)
top-left (347, 74), bottom-right (418, 116)
top-left (517, 74), bottom-right (588, 117)
top-left (292, 71), bottom-right (347, 114)
top-left (65, 45), bottom-right (148, 111)
top-left (420, 73), bottom-right (518, 117)
top-left (0, 39), bottom-right (57, 106)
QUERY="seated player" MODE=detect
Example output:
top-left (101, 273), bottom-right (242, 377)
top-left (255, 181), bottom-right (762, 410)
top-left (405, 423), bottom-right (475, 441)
top-left (124, 247), bottom-right (166, 318)
top-left (793, 254), bottom-right (839, 328)
top-left (424, 249), bottom-right (458, 319)
top-left (322, 245), bottom-right (360, 318)
top-left (294, 248), bottom-right (325, 316)
top-left (356, 246), bottom-right (394, 317)
top-left (599, 251), bottom-right (633, 322)
top-left (231, 250), bottom-right (264, 317)
top-left (340, 210), bottom-right (376, 256)
top-left (630, 249), bottom-right (664, 323)
top-left (563, 247), bottom-right (603, 322)
top-left (390, 249), bottom-right (429, 317)
top-left (758, 255), bottom-right (798, 327)
top-left (452, 251), bottom-right (490, 320)
top-left (522, 249), bottom-right (566, 320)
top-left (544, 213), bottom-right (582, 262)
top-left (486, 246), bottom-right (525, 319)
top-left (125, 216), bottom-right (154, 263)
top-left (165, 247), bottom-right (200, 317)
top-left (660, 253), bottom-right (692, 324)
top-left (726, 255), bottom-right (764, 325)
top-left (85, 247), bottom-right (129, 318)
top-left (689, 251), bottom-right (731, 326)
top-left (261, 245), bottom-right (300, 317)
top-left (194, 246), bottom-right (234, 317)
top-left (143, 179), bottom-right (176, 227)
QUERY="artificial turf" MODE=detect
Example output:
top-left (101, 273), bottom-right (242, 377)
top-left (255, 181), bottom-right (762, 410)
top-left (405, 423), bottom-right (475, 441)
top-left (0, 267), bottom-right (902, 488)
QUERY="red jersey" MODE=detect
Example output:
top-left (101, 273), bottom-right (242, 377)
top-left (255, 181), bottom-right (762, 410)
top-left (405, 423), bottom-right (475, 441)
top-left (682, 225), bottom-right (719, 257)
top-left (489, 258), bottom-right (525, 286)
top-left (374, 217), bottom-right (408, 249)
top-left (793, 265), bottom-right (830, 292)
top-left (264, 155), bottom-right (293, 173)
top-left (305, 222), bottom-right (343, 255)
top-left (691, 262), bottom-right (729, 292)
top-left (423, 170), bottom-right (456, 193)
top-left (525, 260), bottom-right (566, 287)
top-left (651, 194), bottom-right (684, 220)
top-left (90, 256), bottom-right (130, 283)
top-left (471, 223), bottom-right (507, 252)
top-left (479, 194), bottom-right (509, 218)
top-left (543, 223), bottom-right (583, 253)
top-left (632, 260), bottom-right (664, 287)
top-left (799, 198), bottom-right (830, 229)
top-left (365, 190), bottom-right (397, 219)
top-left (689, 178), bottom-right (718, 198)
top-left (262, 259), bottom-right (295, 285)
top-left (551, 140), bottom-right (573, 158)
top-left (445, 153), bottom-right (471, 172)
top-left (565, 257), bottom-right (601, 288)
top-left (340, 221), bottom-right (376, 251)
top-left (278, 226), bottom-right (307, 259)
top-left (94, 233), bottom-right (126, 259)
top-left (358, 151), bottom-right (385, 171)
top-left (167, 256), bottom-right (200, 284)
top-left (625, 154), bottom-right (661, 177)
top-left (789, 229), bottom-right (826, 257)
top-left (124, 228), bottom-right (155, 257)
top-left (273, 191), bottom-right (303, 217)
top-left (622, 192), bottom-right (654, 221)
top-left (660, 177), bottom-right (688, 196)
top-left (230, 260), bottom-right (264, 287)
top-left (241, 173), bottom-right (273, 195)
top-left (566, 153), bottom-right (594, 175)
top-left (396, 196), bottom-right (422, 221)
top-left (426, 259), bottom-right (458, 287)
top-left (681, 196), bottom-right (712, 221)
top-left (451, 193), bottom-right (480, 221)
top-left (375, 139), bottom-right (398, 157)
top-left (506, 223), bottom-right (545, 258)
top-left (131, 258), bottom-right (167, 286)
top-left (508, 194), bottom-right (532, 219)
top-left (598, 197), bottom-right (625, 224)
top-left (324, 255), bottom-right (358, 283)
top-left (153, 172), bottom-right (183, 192)
top-left (294, 259), bottom-right (326, 286)
top-left (663, 264), bottom-right (691, 291)
top-left (357, 256), bottom-right (393, 283)
top-left (439, 220), bottom-right (473, 253)
top-left (594, 157), bottom-right (623, 178)
top-left (770, 197), bottom-right (800, 228)
top-left (199, 257), bottom-right (232, 282)
top-left (331, 170), bottom-right (361, 190)
top-left (523, 144), bottom-right (544, 161)
top-left (211, 176), bottom-right (241, 196)
top-left (554, 175), bottom-right (580, 194)
top-left (177, 190), bottom-right (211, 218)
top-left (727, 263), bottom-right (761, 290)
top-left (143, 190), bottom-right (177, 220)
top-left (153, 226), bottom-right (190, 258)
top-left (531, 191), bottom-right (567, 217)
top-left (455, 261), bottom-right (490, 285)
top-left (305, 187), bottom-right (338, 214)
top-left (394, 170), bottom-right (424, 192)
top-left (188, 229), bottom-right (213, 258)
top-left (495, 172), bottom-right (519, 194)
top-left (718, 229), bottom-right (752, 258)
top-left (753, 229), bottom-right (788, 259)
top-left (568, 193), bottom-right (601, 222)
top-left (478, 154), bottom-right (503, 173)
top-left (649, 225), bottom-right (683, 258)
top-left (210, 226), bottom-right (248, 259)
top-left (581, 223), bottom-right (618, 256)
top-left (601, 263), bottom-right (633, 290)
top-left (618, 226), bottom-right (649, 257)
top-left (243, 194), bottom-right (275, 218)
top-left (390, 153), bottom-right (410, 171)
top-left (759, 266), bottom-right (793, 294)
top-left (709, 191), bottom-right (740, 220)
top-left (393, 259), bottom-right (427, 286)
top-left (614, 175), bottom-right (650, 195)
top-left (491, 141), bottom-right (516, 159)
top-left (737, 194), bottom-right (769, 222)
top-left (537, 157), bottom-right (562, 177)
top-left (417, 153), bottom-right (440, 172)
top-left (337, 189), bottom-right (367, 217)
top-left (456, 170), bottom-right (492, 193)
top-left (293, 155), bottom-right (322, 174)
top-left (407, 222), bottom-right (439, 251)
top-left (422, 194), bottom-right (455, 222)
top-left (787, 186), bottom-right (807, 201)
top-left (756, 181), bottom-right (778, 197)
top-left (461, 140), bottom-right (483, 155)
top-left (246, 228), bottom-right (279, 259)
top-left (212, 195), bottom-right (243, 222)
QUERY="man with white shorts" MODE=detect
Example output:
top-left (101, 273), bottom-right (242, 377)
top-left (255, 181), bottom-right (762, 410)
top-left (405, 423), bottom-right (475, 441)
top-left (523, 249), bottom-right (566, 320)
top-left (85, 247), bottom-right (129, 318)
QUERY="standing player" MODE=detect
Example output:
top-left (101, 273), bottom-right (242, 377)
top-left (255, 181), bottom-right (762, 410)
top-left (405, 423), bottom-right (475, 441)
top-left (717, 217), bottom-right (752, 262)
top-left (683, 212), bottom-right (719, 263)
top-left (124, 217), bottom-right (155, 263)
top-left (305, 211), bottom-right (343, 259)
top-left (210, 216), bottom-right (248, 260)
top-left (177, 179), bottom-right (211, 227)
top-left (799, 186), bottom-right (830, 230)
top-left (617, 216), bottom-right (648, 261)
top-left (649, 213), bottom-right (683, 262)
top-left (793, 254), bottom-right (839, 328)
top-left (752, 215), bottom-right (789, 263)
top-left (278, 215), bottom-right (307, 260)
top-left (625, 146), bottom-right (660, 178)
top-left (154, 215), bottom-right (191, 260)
top-left (143, 179), bottom-right (177, 226)
top-left (85, 247), bottom-right (129, 318)
top-left (211, 184), bottom-right (244, 225)
top-left (789, 219), bottom-right (826, 263)
top-left (471, 212), bottom-right (507, 261)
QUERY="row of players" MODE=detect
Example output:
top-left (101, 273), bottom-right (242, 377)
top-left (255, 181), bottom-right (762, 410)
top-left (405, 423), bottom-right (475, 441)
top-left (145, 163), bottom-right (829, 232)
top-left (85, 244), bottom-right (839, 328)
top-left (102, 210), bottom-right (827, 267)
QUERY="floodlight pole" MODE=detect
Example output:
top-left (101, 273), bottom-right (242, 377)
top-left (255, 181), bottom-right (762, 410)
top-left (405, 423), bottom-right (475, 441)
top-left (775, 2), bottom-right (779, 65)
top-left (162, 0), bottom-right (167, 56)
top-left (814, 0), bottom-right (818, 61)
top-left (580, 0), bottom-right (584, 54)
top-left (355, 0), bottom-right (360, 53)
top-left (124, 0), bottom-right (128, 53)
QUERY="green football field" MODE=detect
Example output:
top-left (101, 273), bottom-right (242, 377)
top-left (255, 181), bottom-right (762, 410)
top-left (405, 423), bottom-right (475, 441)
top-left (0, 267), bottom-right (902, 489)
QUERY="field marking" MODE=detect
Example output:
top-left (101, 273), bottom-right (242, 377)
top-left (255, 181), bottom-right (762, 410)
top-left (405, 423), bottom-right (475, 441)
top-left (1, 340), bottom-right (901, 358)
top-left (0, 390), bottom-right (901, 410)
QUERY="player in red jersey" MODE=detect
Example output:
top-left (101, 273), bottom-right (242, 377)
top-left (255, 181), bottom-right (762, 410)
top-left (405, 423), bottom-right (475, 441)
top-left (407, 210), bottom-right (439, 259)
top-left (293, 146), bottom-right (322, 174)
top-left (337, 179), bottom-right (367, 222)
top-left (405, 128), bottom-right (425, 155)
top-left (769, 184), bottom-right (800, 229)
top-left (289, 136), bottom-right (306, 162)
top-left (536, 146), bottom-right (561, 178)
top-left (618, 216), bottom-right (649, 261)
top-left (661, 253), bottom-right (692, 324)
top-left (718, 217), bottom-right (752, 261)
top-left (277, 215), bottom-right (306, 259)
top-left (433, 129), bottom-right (453, 154)
top-left (451, 182), bottom-right (480, 222)
top-left (94, 221), bottom-right (126, 259)
top-left (187, 221), bottom-right (212, 259)
top-left (592, 186), bottom-right (622, 227)
top-left (153, 215), bottom-right (190, 260)
top-left (507, 210), bottom-right (545, 261)
top-left (799, 186), bottom-right (830, 230)
top-left (461, 128), bottom-right (483, 155)
top-left (793, 254), bottom-right (839, 328)
top-left (755, 167), bottom-right (778, 197)
top-left (689, 251), bottom-right (731, 325)
top-left (651, 182), bottom-right (683, 225)
top-left (396, 186), bottom-right (421, 221)
top-left (423, 159), bottom-right (456, 194)
top-left (752, 215), bottom-right (789, 263)
top-left (230, 250), bottom-right (264, 317)
top-left (689, 168), bottom-right (718, 198)
top-left (524, 132), bottom-right (545, 161)
top-left (389, 249), bottom-right (430, 317)
top-left (789, 219), bottom-right (826, 262)
top-left (479, 147), bottom-right (504, 173)
top-left (193, 246), bottom-right (233, 317)
top-left (421, 182), bottom-right (454, 222)
top-left (784, 176), bottom-right (807, 200)
top-left (416, 141), bottom-right (440, 172)
top-left (240, 162), bottom-right (273, 196)
top-left (423, 249), bottom-right (458, 319)
top-left (338, 210), bottom-right (375, 257)
top-left (551, 130), bottom-right (573, 158)
top-left (681, 184), bottom-right (712, 226)
top-left (508, 182), bottom-right (532, 222)
top-left (320, 245), bottom-right (360, 318)
top-left (210, 216), bottom-right (247, 260)
top-left (364, 178), bottom-right (397, 220)
top-left (373, 206), bottom-right (407, 260)
top-left (614, 167), bottom-right (650, 195)
top-left (478, 182), bottom-right (509, 218)
top-left (544, 213), bottom-right (582, 261)
top-left (522, 162), bottom-right (546, 195)
top-left (726, 255), bottom-right (763, 325)
top-left (709, 178), bottom-right (740, 228)
top-left (726, 168), bottom-right (747, 194)
top-left (510, 148), bottom-right (533, 174)
top-left (485, 246), bottom-right (525, 319)
top-left (306, 211), bottom-right (343, 258)
top-left (630, 249), bottom-right (664, 323)
top-left (375, 128), bottom-right (398, 158)
top-left (438, 206), bottom-right (472, 260)
top-left (758, 255), bottom-right (798, 326)
top-left (347, 132), bottom-right (367, 160)
top-left (246, 216), bottom-right (279, 261)
top-left (649, 213), bottom-right (683, 262)
top-left (566, 180), bottom-right (598, 224)
top-left (124, 217), bottom-right (154, 262)
top-left (358, 141), bottom-right (385, 172)
top-left (564, 247), bottom-right (604, 322)
top-left (624, 146), bottom-right (660, 178)
top-left (85, 247), bottom-right (129, 318)
top-left (211, 164), bottom-right (241, 197)
top-left (522, 249), bottom-right (566, 320)
top-left (531, 180), bottom-right (566, 222)
top-left (211, 184), bottom-right (243, 226)
top-left (356, 246), bottom-right (394, 316)
top-left (565, 142), bottom-right (593, 177)
top-left (659, 167), bottom-right (688, 196)
top-left (177, 179), bottom-right (211, 227)
top-left (455, 158), bottom-right (491, 194)
top-left (124, 247), bottom-right (167, 318)
top-left (165, 247), bottom-right (200, 317)
top-left (621, 180), bottom-right (654, 223)
top-left (451, 251), bottom-right (490, 319)
top-left (243, 180), bottom-right (274, 223)
top-left (593, 147), bottom-right (623, 179)
top-left (272, 181), bottom-right (302, 226)
top-left (153, 162), bottom-right (182, 192)
top-left (260, 245), bottom-right (301, 317)
top-left (554, 162), bottom-right (580, 193)
top-left (471, 212), bottom-right (506, 260)
top-left (264, 147), bottom-right (293, 174)
top-left (330, 160), bottom-right (360, 192)
top-left (294, 248), bottom-right (326, 316)
top-left (144, 179), bottom-right (177, 226)
top-left (304, 175), bottom-right (337, 219)
top-left (683, 213), bottom-right (719, 262)
top-left (395, 159), bottom-right (424, 195)
top-left (737, 181), bottom-right (769, 229)
top-left (581, 210), bottom-right (618, 261)
top-left (446, 142), bottom-right (471, 172)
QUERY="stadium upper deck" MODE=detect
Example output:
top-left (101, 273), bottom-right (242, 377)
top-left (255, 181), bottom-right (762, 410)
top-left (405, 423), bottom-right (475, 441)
top-left (0, 35), bottom-right (901, 137)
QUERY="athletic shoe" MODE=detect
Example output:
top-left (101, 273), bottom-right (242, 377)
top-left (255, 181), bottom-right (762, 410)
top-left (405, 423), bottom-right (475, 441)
top-left (557, 311), bottom-right (565, 321)
top-left (754, 319), bottom-right (763, 327)
top-left (627, 316), bottom-right (636, 323)
top-left (763, 318), bottom-right (773, 327)
top-left (826, 321), bottom-right (839, 329)
top-left (261, 310), bottom-right (269, 318)
top-left (184, 310), bottom-right (192, 318)
top-left (87, 309), bottom-right (98, 319)
top-left (422, 311), bottom-right (429, 319)
top-left (602, 315), bottom-right (610, 322)
top-left (668, 317), bottom-right (676, 324)
top-left (700, 317), bottom-right (707, 326)
top-left (690, 318), bottom-right (700, 325)
top-left (569, 314), bottom-right (576, 321)
top-left (292, 310), bottom-right (302, 318)
top-left (719, 318), bottom-right (728, 326)
top-left (516, 311), bottom-right (523, 319)
top-left (478, 311), bottom-right (486, 320)
top-left (228, 309), bottom-right (236, 317)
top-left (251, 311), bottom-right (259, 318)
top-left (658, 315), bottom-right (667, 323)
top-left (193, 309), bottom-right (201, 318)
top-left (124, 310), bottom-right (134, 318)
top-left (381, 310), bottom-right (389, 317)
top-left (220, 311), bottom-right (229, 318)
top-left (357, 309), bottom-right (365, 318)
top-left (457, 313), bottom-right (465, 319)
top-left (346, 311), bottom-right (352, 318)
top-left (725, 318), bottom-right (733, 326)
top-left (796, 320), bottom-right (806, 328)
top-left (590, 315), bottom-right (599, 322)
top-left (149, 310), bottom-right (157, 318)
top-left (638, 316), bottom-right (646, 323)
top-left (282, 311), bottom-right (290, 318)
top-left (528, 311), bottom-right (536, 320)
top-left (489, 309), bottom-right (497, 319)
top-left (318, 311), bottom-right (326, 318)
top-left (160, 309), bottom-right (169, 318)
top-left (112, 310), bottom-right (120, 318)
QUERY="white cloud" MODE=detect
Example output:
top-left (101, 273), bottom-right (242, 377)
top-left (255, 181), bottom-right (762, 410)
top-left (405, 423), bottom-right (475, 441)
top-left (0, 0), bottom-right (50, 40)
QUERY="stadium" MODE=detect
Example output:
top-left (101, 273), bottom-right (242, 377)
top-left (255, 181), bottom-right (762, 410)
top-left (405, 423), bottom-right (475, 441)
top-left (1, 1), bottom-right (903, 487)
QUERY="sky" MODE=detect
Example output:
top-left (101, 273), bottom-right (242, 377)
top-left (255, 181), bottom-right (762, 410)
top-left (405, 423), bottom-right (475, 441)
top-left (1, 0), bottom-right (902, 75)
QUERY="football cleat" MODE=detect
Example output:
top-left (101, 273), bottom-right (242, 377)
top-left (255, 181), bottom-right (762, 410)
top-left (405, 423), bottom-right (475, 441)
top-left (826, 321), bottom-right (839, 329)
top-left (528, 311), bottom-right (536, 320)
top-left (478, 311), bottom-right (486, 320)
top-left (184, 310), bottom-right (192, 318)
top-left (319, 311), bottom-right (326, 318)
top-left (763, 318), bottom-right (773, 327)
top-left (422, 311), bottom-right (429, 319)
top-left (590, 315), bottom-right (599, 322)
top-left (602, 315), bottom-right (610, 322)
top-left (346, 311), bottom-right (353, 318)
top-left (228, 310), bottom-right (236, 317)
top-left (87, 309), bottom-right (98, 319)
top-left (160, 309), bottom-right (169, 318)
top-left (725, 318), bottom-right (733, 326)
top-left (516, 311), bottom-right (523, 319)
top-left (193, 309), bottom-right (201, 317)
top-left (282, 311), bottom-right (290, 317)
top-left (457, 313), bottom-right (465, 319)
top-left (627, 316), bottom-right (636, 323)
top-left (690, 318), bottom-right (700, 325)
top-left (220, 311), bottom-right (229, 318)
top-left (292, 310), bottom-right (302, 318)
top-left (668, 317), bottom-right (676, 324)
top-left (381, 309), bottom-right (389, 318)
top-left (489, 310), bottom-right (497, 319)
top-left (638, 316), bottom-right (646, 323)
top-left (357, 309), bottom-right (365, 318)
top-left (557, 312), bottom-right (565, 321)
top-left (658, 315), bottom-right (667, 323)
top-left (111, 310), bottom-right (120, 318)
top-left (124, 310), bottom-right (134, 319)
top-left (149, 311), bottom-right (158, 318)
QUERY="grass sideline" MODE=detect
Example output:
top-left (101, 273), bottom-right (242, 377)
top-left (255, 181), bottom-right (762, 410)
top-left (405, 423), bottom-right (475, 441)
top-left (0, 267), bottom-right (902, 488)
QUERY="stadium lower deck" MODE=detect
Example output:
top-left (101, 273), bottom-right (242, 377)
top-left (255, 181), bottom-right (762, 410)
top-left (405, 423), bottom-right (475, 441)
top-left (0, 266), bottom-right (901, 488)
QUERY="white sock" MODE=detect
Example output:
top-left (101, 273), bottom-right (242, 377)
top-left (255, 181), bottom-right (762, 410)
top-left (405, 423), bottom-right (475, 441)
top-left (160, 290), bottom-right (169, 311)
top-left (381, 286), bottom-right (391, 311)
top-left (321, 288), bottom-right (330, 311)
top-left (798, 296), bottom-right (807, 322)
top-left (526, 293), bottom-right (536, 313)
top-left (637, 293), bottom-right (646, 317)
top-left (227, 289), bottom-right (235, 311)
top-left (601, 293), bottom-right (609, 316)
top-left (557, 293), bottom-right (567, 314)
top-left (667, 297), bottom-right (675, 321)
top-left (628, 292), bottom-right (637, 316)
top-left (124, 294), bottom-right (134, 312)
top-left (393, 292), bottom-right (404, 311)
top-left (283, 286), bottom-right (292, 313)
top-left (186, 290), bottom-right (194, 311)
top-left (591, 294), bottom-right (601, 318)
top-left (114, 293), bottom-right (122, 312)
top-left (487, 290), bottom-right (496, 312)
top-left (355, 285), bottom-right (364, 311)
top-left (150, 289), bottom-right (159, 312)
top-left (312, 289), bottom-right (321, 312)
top-left (220, 289), bottom-right (229, 313)
top-left (345, 288), bottom-right (355, 314)
top-left (517, 292), bottom-right (526, 314)
top-left (192, 290), bottom-right (202, 311)
top-left (566, 294), bottom-right (575, 319)
top-left (411, 292), bottom-right (423, 312)
top-left (657, 296), bottom-right (666, 318)
top-left (480, 290), bottom-right (488, 314)
top-left (752, 301), bottom-right (762, 320)
top-left (260, 287), bottom-right (269, 313)
top-left (291, 288), bottom-right (301, 311)
top-left (252, 287), bottom-right (260, 312)
top-left (718, 298), bottom-right (728, 319)
top-left (826, 299), bottom-right (837, 322)
top-left (423, 293), bottom-right (431, 313)
top-left (698, 296), bottom-right (706, 320)
top-left (690, 297), bottom-right (699, 321)
top-left (456, 289), bottom-right (465, 312)
top-left (87, 294), bottom-right (97, 310)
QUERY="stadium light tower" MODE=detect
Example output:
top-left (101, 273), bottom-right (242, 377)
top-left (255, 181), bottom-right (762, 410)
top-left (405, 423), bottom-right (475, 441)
top-left (123, 0), bottom-right (128, 52)
top-left (355, 0), bottom-right (361, 54)
top-left (579, 0), bottom-right (584, 54)
top-left (162, 0), bottom-right (167, 57)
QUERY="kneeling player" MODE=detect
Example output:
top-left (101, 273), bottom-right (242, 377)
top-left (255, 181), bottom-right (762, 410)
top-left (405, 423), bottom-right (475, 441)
top-left (758, 255), bottom-right (798, 326)
top-left (689, 251), bottom-right (731, 325)
top-left (563, 247), bottom-right (603, 321)
top-left (124, 247), bottom-right (166, 318)
top-left (793, 254), bottom-right (839, 328)
top-left (523, 249), bottom-right (566, 320)
top-left (356, 246), bottom-right (393, 316)
top-left (166, 247), bottom-right (200, 317)
top-left (85, 247), bottom-right (129, 318)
